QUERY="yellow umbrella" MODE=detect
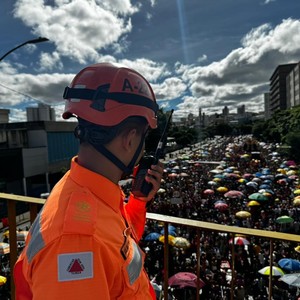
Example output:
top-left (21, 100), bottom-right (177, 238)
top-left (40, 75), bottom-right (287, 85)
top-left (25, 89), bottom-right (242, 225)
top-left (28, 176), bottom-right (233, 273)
top-left (294, 189), bottom-right (300, 195)
top-left (217, 186), bottom-right (228, 193)
top-left (295, 245), bottom-right (300, 253)
top-left (0, 275), bottom-right (7, 286)
top-left (247, 200), bottom-right (260, 207)
top-left (293, 198), bottom-right (300, 206)
top-left (235, 211), bottom-right (251, 219)
top-left (159, 235), bottom-right (175, 245)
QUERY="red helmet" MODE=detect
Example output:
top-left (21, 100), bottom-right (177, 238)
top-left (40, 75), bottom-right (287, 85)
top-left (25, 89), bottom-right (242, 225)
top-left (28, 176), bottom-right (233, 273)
top-left (62, 62), bottom-right (158, 128)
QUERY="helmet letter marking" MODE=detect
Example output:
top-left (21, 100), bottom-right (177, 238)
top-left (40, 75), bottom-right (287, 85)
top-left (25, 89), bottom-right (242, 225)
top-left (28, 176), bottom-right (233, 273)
top-left (122, 79), bottom-right (134, 92)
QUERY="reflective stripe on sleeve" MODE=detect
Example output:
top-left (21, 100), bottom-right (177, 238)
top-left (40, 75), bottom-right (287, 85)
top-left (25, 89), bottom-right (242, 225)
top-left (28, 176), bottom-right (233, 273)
top-left (26, 212), bottom-right (45, 263)
top-left (126, 241), bottom-right (143, 285)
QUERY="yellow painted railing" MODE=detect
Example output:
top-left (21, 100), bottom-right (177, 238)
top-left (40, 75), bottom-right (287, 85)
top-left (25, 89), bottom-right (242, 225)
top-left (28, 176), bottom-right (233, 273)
top-left (1, 193), bottom-right (300, 300)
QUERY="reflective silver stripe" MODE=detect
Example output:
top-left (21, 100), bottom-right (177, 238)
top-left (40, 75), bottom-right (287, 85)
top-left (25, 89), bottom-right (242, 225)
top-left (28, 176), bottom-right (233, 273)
top-left (26, 211), bottom-right (45, 263)
top-left (126, 241), bottom-right (142, 285)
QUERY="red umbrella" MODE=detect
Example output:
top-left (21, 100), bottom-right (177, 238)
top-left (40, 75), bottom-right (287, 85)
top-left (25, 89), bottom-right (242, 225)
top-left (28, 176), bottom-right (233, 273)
top-left (224, 190), bottom-right (244, 199)
top-left (229, 237), bottom-right (250, 245)
top-left (168, 272), bottom-right (205, 289)
top-left (214, 202), bottom-right (228, 211)
top-left (203, 189), bottom-right (214, 195)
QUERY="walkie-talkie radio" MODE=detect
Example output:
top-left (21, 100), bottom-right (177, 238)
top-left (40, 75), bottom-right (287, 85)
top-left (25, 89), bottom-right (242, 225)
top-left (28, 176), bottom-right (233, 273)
top-left (132, 109), bottom-right (174, 197)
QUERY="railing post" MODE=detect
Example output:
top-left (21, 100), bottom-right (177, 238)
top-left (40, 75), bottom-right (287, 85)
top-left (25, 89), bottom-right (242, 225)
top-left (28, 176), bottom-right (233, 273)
top-left (268, 240), bottom-right (274, 300)
top-left (163, 222), bottom-right (169, 300)
top-left (8, 200), bottom-right (17, 300)
top-left (230, 234), bottom-right (235, 300)
top-left (196, 228), bottom-right (200, 300)
top-left (29, 202), bottom-right (39, 224)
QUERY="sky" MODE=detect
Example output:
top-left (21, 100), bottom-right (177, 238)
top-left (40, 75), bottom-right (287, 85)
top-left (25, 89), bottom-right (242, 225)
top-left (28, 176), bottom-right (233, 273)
top-left (1, 0), bottom-right (300, 123)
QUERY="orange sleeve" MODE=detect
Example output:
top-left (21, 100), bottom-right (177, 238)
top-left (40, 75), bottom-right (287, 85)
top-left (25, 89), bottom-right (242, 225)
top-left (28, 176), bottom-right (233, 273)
top-left (125, 194), bottom-right (147, 241)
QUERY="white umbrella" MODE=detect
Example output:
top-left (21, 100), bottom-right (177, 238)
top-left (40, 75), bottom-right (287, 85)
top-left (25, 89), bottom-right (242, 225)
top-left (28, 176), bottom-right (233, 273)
top-left (280, 273), bottom-right (300, 287)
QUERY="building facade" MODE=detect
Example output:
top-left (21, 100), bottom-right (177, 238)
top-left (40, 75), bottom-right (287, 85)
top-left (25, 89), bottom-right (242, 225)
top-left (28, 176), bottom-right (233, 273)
top-left (286, 61), bottom-right (300, 109)
top-left (269, 63), bottom-right (297, 115)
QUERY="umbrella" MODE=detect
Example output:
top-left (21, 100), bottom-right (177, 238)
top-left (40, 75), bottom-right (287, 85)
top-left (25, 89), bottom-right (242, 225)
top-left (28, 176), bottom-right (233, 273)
top-left (168, 272), bottom-right (205, 289)
top-left (0, 242), bottom-right (10, 255)
top-left (294, 189), bottom-right (300, 195)
top-left (216, 186), bottom-right (228, 193)
top-left (0, 275), bottom-right (7, 286)
top-left (247, 200), bottom-right (260, 207)
top-left (144, 232), bottom-right (161, 241)
top-left (157, 188), bottom-right (166, 194)
top-left (235, 211), bottom-right (251, 219)
top-left (159, 235), bottom-right (175, 245)
top-left (295, 246), bottom-right (300, 253)
top-left (224, 190), bottom-right (244, 199)
top-left (280, 273), bottom-right (300, 287)
top-left (173, 237), bottom-right (191, 249)
top-left (258, 266), bottom-right (285, 276)
top-left (17, 230), bottom-right (29, 241)
top-left (278, 258), bottom-right (300, 271)
top-left (229, 237), bottom-right (250, 245)
top-left (203, 189), bottom-right (214, 195)
top-left (276, 215), bottom-right (294, 224)
top-left (214, 202), bottom-right (228, 211)
top-left (248, 192), bottom-right (268, 202)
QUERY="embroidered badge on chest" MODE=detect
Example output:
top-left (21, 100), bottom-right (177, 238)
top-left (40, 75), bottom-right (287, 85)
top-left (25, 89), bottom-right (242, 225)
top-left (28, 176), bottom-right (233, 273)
top-left (120, 227), bottom-right (131, 260)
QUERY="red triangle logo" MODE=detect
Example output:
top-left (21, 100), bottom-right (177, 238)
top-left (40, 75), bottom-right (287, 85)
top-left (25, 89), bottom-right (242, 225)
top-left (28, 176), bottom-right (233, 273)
top-left (68, 259), bottom-right (84, 273)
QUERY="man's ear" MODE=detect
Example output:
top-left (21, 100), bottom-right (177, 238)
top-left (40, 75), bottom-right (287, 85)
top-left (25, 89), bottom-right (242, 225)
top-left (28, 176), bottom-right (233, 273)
top-left (122, 128), bottom-right (138, 152)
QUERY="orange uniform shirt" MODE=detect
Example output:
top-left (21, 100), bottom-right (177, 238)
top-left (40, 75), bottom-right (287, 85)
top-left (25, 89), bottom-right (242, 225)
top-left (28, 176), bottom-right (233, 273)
top-left (14, 157), bottom-right (155, 300)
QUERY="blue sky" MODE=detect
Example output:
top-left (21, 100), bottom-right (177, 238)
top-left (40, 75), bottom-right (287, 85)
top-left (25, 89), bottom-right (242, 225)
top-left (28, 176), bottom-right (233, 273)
top-left (1, 0), bottom-right (300, 122)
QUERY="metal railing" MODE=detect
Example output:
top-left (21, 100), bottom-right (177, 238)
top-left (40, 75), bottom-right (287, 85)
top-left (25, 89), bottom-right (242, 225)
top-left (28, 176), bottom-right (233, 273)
top-left (1, 193), bottom-right (300, 300)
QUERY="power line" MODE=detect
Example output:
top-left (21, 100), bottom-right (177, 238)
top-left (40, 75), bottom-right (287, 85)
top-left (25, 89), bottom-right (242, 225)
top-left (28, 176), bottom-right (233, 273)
top-left (0, 82), bottom-right (44, 103)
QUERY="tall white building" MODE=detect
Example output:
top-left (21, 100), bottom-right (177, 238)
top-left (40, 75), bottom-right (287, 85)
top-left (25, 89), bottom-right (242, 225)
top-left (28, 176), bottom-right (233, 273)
top-left (26, 103), bottom-right (56, 121)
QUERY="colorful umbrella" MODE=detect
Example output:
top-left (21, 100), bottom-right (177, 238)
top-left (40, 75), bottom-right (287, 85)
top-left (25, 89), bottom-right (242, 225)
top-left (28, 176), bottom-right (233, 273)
top-left (216, 186), bottom-right (228, 193)
top-left (0, 275), bottom-right (7, 286)
top-left (203, 189), bottom-right (214, 195)
top-left (276, 215), bottom-right (294, 224)
top-left (214, 202), bottom-right (229, 211)
top-left (0, 242), bottom-right (10, 255)
top-left (278, 258), bottom-right (300, 271)
top-left (248, 192), bottom-right (268, 202)
top-left (144, 232), bottom-right (161, 241)
top-left (158, 235), bottom-right (176, 245)
top-left (173, 237), bottom-right (191, 249)
top-left (229, 237), bottom-right (250, 245)
top-left (224, 190), bottom-right (244, 199)
top-left (235, 211), bottom-right (251, 219)
top-left (280, 273), bottom-right (300, 287)
top-left (247, 200), bottom-right (260, 207)
top-left (258, 266), bottom-right (284, 276)
top-left (168, 272), bottom-right (205, 289)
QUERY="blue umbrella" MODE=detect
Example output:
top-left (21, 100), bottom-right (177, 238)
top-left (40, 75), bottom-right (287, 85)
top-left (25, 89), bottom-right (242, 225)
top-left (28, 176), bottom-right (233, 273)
top-left (144, 232), bottom-right (161, 241)
top-left (279, 258), bottom-right (300, 271)
top-left (161, 225), bottom-right (176, 236)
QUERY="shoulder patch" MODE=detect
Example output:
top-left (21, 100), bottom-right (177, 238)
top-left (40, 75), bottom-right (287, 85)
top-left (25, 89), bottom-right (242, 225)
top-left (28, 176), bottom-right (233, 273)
top-left (63, 189), bottom-right (97, 235)
top-left (58, 251), bottom-right (93, 282)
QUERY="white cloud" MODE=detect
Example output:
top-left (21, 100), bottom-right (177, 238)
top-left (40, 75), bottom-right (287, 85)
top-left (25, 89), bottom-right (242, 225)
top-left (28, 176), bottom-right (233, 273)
top-left (13, 0), bottom-right (138, 65)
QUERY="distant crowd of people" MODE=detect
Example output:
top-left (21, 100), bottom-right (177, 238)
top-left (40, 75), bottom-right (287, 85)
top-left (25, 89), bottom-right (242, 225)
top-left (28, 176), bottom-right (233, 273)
top-left (124, 136), bottom-right (300, 299)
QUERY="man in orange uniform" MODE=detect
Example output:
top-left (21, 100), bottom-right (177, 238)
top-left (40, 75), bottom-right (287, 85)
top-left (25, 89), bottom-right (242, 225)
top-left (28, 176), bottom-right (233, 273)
top-left (14, 63), bottom-right (163, 299)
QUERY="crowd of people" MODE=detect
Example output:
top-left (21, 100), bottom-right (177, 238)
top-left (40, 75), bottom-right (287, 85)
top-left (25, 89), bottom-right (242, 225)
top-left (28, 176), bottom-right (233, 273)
top-left (124, 135), bottom-right (300, 300)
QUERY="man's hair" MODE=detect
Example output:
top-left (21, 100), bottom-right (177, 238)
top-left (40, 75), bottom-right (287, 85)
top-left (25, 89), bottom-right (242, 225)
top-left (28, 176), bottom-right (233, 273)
top-left (75, 116), bottom-right (148, 145)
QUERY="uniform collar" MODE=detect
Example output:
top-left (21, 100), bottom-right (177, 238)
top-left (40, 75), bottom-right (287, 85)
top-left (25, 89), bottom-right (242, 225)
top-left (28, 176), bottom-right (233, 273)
top-left (69, 156), bottom-right (124, 213)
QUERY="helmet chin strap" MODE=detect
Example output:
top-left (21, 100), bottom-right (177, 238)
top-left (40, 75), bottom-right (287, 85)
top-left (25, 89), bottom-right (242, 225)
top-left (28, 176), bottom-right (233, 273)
top-left (91, 132), bottom-right (146, 179)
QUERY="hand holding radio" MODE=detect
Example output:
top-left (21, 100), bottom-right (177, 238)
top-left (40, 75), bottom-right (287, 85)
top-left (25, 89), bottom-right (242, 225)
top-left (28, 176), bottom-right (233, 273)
top-left (131, 109), bottom-right (173, 199)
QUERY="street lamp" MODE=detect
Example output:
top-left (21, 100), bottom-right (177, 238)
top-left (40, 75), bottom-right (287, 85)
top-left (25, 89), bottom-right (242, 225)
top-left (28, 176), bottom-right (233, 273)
top-left (0, 37), bottom-right (49, 62)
